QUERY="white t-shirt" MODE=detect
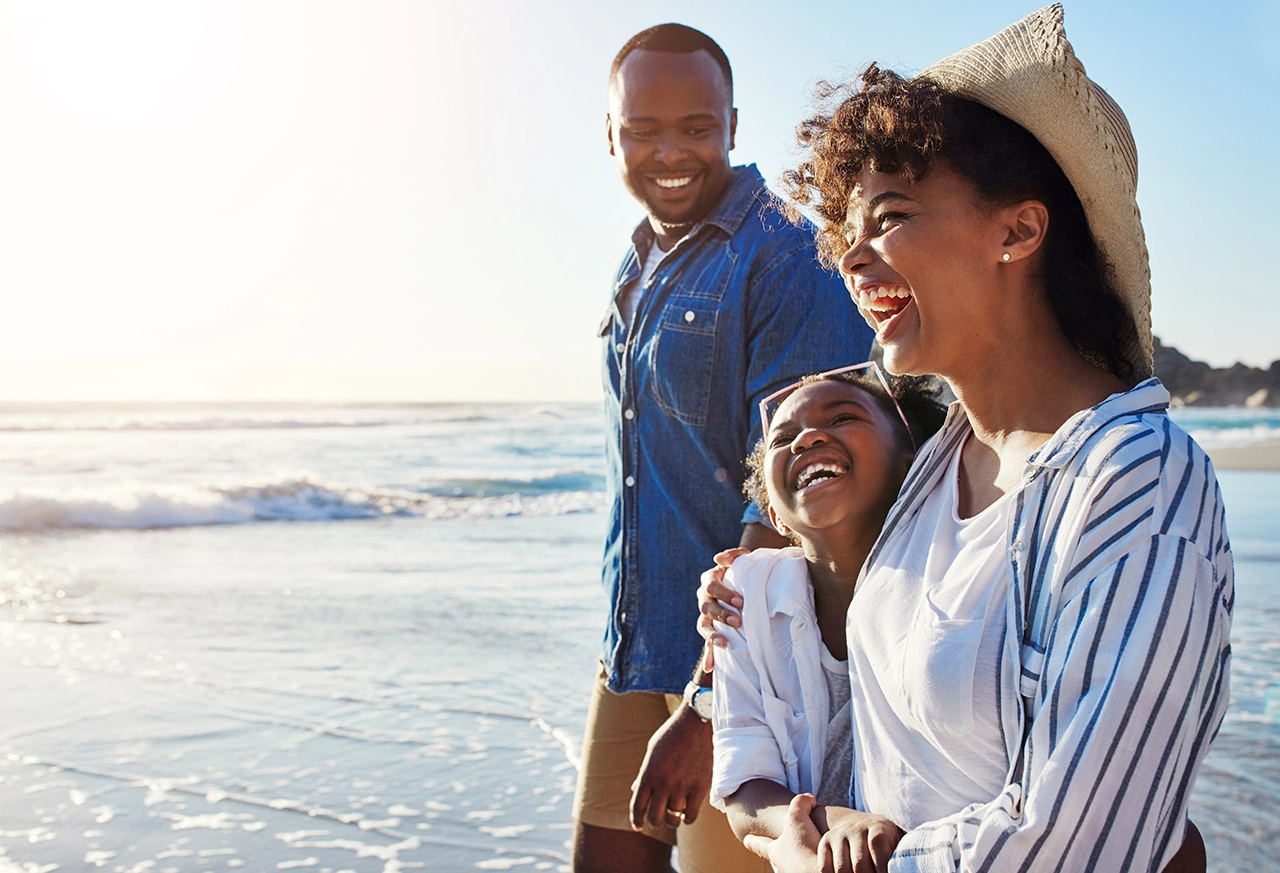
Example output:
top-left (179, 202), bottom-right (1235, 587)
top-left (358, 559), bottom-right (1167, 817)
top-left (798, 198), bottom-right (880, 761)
top-left (846, 436), bottom-right (1014, 829)
top-left (816, 645), bottom-right (853, 808)
top-left (620, 241), bottom-right (670, 328)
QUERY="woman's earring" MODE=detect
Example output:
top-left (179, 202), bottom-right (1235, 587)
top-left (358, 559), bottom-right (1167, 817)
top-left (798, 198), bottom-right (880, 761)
top-left (1002, 252), bottom-right (1011, 262)
top-left (776, 522), bottom-right (789, 536)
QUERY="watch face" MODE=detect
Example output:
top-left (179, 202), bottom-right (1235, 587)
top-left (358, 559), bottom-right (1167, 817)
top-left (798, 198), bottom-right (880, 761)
top-left (692, 688), bottom-right (714, 720)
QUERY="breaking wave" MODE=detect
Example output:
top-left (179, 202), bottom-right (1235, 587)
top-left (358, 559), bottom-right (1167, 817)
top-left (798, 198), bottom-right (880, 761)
top-left (0, 473), bottom-right (604, 531)
top-left (0, 415), bottom-right (399, 433)
top-left (1185, 424), bottom-right (1280, 450)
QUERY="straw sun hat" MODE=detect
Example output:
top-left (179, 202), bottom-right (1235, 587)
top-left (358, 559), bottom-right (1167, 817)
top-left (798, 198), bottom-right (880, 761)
top-left (919, 3), bottom-right (1154, 380)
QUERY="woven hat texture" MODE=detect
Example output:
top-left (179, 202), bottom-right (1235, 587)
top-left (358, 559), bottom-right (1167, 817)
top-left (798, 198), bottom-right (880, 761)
top-left (919, 3), bottom-right (1153, 380)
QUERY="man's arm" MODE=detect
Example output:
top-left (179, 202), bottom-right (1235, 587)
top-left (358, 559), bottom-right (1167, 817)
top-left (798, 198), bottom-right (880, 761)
top-left (628, 522), bottom-right (788, 832)
top-left (739, 520), bottom-right (790, 551)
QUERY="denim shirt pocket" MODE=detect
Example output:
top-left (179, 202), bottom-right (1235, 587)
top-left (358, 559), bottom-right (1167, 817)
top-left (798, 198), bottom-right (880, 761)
top-left (649, 299), bottom-right (719, 427)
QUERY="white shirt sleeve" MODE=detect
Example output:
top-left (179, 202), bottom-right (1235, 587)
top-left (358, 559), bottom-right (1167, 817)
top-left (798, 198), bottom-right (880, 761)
top-left (709, 561), bottom-right (790, 810)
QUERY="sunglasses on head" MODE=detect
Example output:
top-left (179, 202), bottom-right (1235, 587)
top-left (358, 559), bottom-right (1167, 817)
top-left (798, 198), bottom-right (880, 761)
top-left (758, 360), bottom-right (916, 451)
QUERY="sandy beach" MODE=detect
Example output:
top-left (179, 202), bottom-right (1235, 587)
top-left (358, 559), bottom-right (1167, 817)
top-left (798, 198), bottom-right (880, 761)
top-left (1207, 439), bottom-right (1280, 471)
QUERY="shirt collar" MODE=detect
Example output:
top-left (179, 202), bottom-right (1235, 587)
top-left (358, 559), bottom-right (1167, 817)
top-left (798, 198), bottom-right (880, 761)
top-left (931, 378), bottom-right (1171, 473)
top-left (760, 547), bottom-right (815, 619)
top-left (1028, 378), bottom-right (1170, 469)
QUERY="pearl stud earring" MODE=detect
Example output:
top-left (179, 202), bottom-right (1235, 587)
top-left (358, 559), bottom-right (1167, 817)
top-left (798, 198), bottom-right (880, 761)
top-left (1002, 252), bottom-right (1011, 262)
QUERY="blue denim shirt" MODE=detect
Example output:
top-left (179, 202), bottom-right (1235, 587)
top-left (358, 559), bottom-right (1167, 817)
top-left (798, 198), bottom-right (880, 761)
top-left (599, 165), bottom-right (874, 693)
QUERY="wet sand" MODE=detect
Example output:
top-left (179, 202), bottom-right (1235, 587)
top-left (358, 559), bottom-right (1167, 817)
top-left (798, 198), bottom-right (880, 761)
top-left (1208, 440), bottom-right (1280, 471)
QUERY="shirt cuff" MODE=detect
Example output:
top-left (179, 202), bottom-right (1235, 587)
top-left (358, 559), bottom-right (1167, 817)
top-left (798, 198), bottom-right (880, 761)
top-left (889, 824), bottom-right (960, 873)
top-left (710, 733), bottom-right (789, 810)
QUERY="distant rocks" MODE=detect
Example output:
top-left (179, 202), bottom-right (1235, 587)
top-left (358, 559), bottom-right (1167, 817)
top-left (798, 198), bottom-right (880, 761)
top-left (1154, 337), bottom-right (1280, 408)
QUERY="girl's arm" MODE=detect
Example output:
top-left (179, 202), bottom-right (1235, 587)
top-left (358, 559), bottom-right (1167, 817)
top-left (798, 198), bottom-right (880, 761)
top-left (723, 777), bottom-right (803, 845)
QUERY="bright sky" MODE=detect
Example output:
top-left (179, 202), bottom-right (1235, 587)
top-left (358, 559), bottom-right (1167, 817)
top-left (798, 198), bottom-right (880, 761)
top-left (0, 0), bottom-right (1275, 402)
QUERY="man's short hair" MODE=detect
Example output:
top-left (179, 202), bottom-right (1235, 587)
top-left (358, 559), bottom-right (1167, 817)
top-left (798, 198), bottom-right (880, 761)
top-left (610, 23), bottom-right (733, 101)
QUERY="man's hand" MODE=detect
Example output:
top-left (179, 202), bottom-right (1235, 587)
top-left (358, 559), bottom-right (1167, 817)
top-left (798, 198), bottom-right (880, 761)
top-left (698, 522), bottom-right (788, 670)
top-left (629, 704), bottom-right (713, 832)
top-left (811, 805), bottom-right (902, 873)
top-left (697, 548), bottom-right (748, 670)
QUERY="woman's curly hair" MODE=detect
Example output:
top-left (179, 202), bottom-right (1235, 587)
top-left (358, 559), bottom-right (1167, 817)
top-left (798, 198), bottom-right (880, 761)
top-left (743, 371), bottom-right (947, 518)
top-left (781, 64), bottom-right (1138, 383)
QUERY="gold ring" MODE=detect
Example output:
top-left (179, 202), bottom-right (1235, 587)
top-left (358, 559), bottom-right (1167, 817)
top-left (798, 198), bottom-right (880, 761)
top-left (666, 808), bottom-right (685, 820)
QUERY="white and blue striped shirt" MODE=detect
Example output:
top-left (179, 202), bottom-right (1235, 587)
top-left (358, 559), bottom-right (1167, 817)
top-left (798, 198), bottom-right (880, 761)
top-left (851, 379), bottom-right (1233, 873)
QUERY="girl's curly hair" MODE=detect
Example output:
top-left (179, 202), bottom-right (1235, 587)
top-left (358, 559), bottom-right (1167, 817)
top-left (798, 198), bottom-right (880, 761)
top-left (743, 371), bottom-right (947, 518)
top-left (780, 64), bottom-right (1138, 383)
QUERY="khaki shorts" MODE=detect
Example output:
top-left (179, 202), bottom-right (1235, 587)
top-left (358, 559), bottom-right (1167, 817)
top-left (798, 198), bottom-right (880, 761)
top-left (572, 661), bottom-right (769, 873)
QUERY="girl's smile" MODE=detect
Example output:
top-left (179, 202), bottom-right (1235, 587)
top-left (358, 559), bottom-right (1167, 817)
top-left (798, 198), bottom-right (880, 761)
top-left (765, 380), bottom-right (908, 544)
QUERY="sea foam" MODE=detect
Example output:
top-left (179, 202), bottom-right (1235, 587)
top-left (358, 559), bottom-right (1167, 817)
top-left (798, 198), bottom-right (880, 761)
top-left (0, 474), bottom-right (604, 531)
top-left (1186, 423), bottom-right (1280, 449)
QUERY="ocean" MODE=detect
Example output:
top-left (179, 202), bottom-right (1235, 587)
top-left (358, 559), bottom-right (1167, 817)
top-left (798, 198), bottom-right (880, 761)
top-left (1, 403), bottom-right (1277, 872)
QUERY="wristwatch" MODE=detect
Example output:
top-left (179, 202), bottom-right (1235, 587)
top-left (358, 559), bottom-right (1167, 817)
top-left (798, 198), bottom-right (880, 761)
top-left (682, 681), bottom-right (714, 722)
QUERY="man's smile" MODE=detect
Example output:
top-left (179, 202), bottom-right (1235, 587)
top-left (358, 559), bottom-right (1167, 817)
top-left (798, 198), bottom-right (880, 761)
top-left (653, 176), bottom-right (694, 189)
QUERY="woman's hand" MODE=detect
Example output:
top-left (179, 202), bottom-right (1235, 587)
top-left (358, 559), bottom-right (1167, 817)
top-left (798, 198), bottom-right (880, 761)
top-left (812, 805), bottom-right (903, 873)
top-left (752, 793), bottom-right (823, 873)
top-left (697, 547), bottom-right (748, 670)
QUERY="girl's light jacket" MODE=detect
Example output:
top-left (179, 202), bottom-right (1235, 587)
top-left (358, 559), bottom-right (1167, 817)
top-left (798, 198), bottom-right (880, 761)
top-left (709, 547), bottom-right (835, 809)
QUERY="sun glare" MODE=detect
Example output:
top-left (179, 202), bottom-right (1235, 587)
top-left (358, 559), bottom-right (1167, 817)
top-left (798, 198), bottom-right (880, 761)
top-left (6, 0), bottom-right (209, 121)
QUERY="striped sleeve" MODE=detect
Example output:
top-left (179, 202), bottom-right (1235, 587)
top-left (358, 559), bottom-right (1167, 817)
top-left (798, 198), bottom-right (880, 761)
top-left (890, 417), bottom-right (1233, 873)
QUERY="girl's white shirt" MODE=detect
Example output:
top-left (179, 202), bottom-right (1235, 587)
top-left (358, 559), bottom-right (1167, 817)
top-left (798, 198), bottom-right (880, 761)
top-left (709, 546), bottom-right (833, 809)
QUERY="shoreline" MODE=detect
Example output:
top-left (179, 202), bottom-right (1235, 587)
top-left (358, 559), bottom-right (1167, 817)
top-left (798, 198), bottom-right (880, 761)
top-left (1206, 439), bottom-right (1280, 472)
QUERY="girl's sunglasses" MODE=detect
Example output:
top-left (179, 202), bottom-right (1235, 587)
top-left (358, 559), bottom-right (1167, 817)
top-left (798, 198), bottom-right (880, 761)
top-left (758, 361), bottom-right (916, 451)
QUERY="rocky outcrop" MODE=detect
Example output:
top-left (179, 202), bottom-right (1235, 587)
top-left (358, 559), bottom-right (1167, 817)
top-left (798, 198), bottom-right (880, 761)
top-left (1154, 338), bottom-right (1280, 408)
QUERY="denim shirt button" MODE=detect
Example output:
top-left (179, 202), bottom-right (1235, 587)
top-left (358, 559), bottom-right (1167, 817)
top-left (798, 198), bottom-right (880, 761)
top-left (624, 408), bottom-right (635, 420)
top-left (615, 342), bottom-right (625, 354)
top-left (625, 476), bottom-right (636, 487)
top-left (684, 310), bottom-right (695, 323)
top-left (620, 612), bottom-right (627, 623)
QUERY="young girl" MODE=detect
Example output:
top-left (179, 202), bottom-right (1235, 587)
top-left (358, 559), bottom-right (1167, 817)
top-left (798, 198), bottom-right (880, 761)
top-left (708, 363), bottom-right (945, 872)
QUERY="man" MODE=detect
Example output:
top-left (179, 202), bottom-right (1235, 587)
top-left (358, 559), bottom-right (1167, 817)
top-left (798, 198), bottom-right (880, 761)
top-left (572, 23), bottom-right (874, 873)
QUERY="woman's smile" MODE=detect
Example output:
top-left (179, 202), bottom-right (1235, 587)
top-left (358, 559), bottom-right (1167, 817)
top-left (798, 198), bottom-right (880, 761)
top-left (852, 283), bottom-right (913, 319)
top-left (852, 280), bottom-right (917, 343)
top-left (839, 162), bottom-right (1010, 376)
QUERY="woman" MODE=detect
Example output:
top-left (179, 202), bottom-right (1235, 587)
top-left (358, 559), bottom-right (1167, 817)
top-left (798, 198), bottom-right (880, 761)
top-left (698, 6), bottom-right (1230, 872)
